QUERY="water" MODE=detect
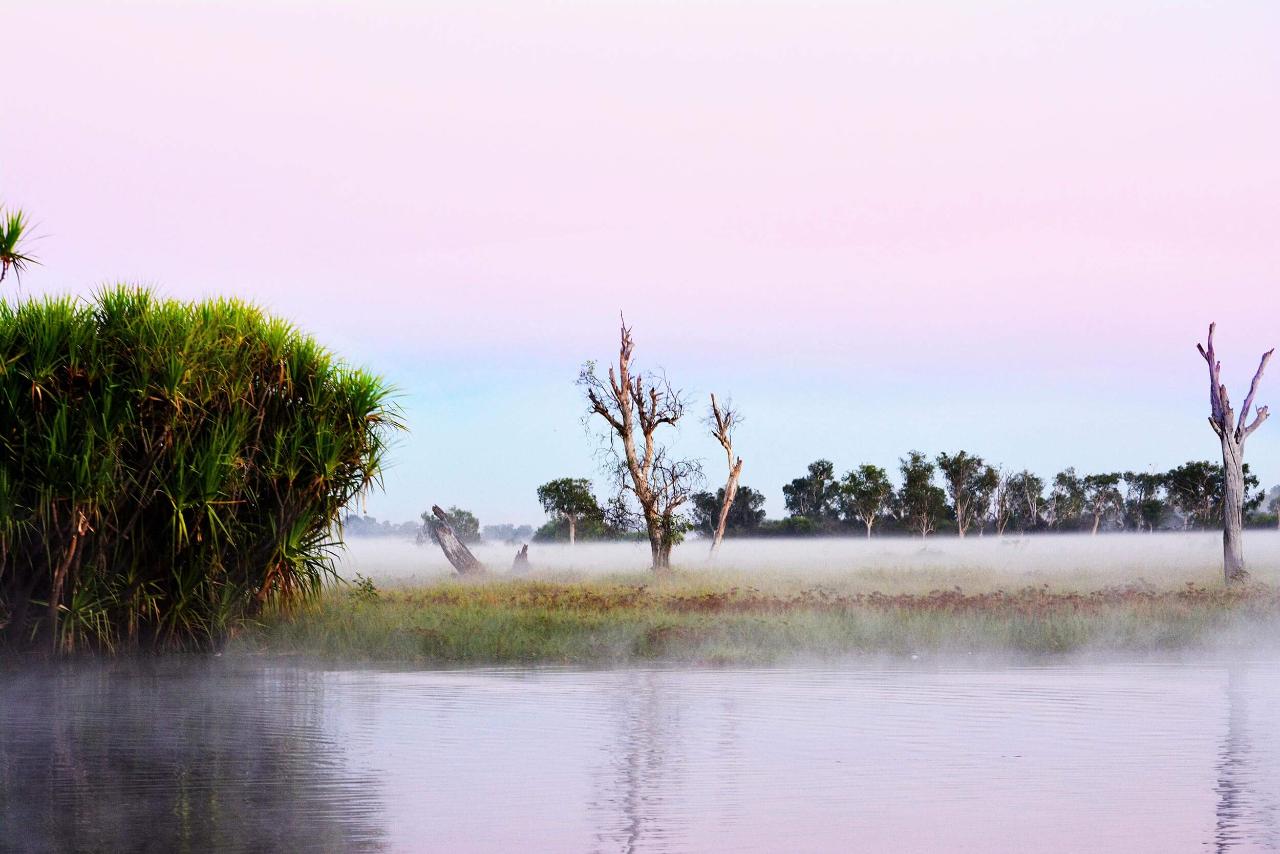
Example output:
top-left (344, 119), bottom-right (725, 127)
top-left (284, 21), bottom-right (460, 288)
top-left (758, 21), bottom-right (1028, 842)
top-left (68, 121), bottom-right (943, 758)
top-left (3, 658), bottom-right (1279, 852)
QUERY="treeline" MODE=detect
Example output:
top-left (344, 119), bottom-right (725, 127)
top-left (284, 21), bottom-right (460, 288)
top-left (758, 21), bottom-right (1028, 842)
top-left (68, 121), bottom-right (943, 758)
top-left (712, 454), bottom-right (1279, 538)
top-left (410, 455), bottom-right (1280, 550)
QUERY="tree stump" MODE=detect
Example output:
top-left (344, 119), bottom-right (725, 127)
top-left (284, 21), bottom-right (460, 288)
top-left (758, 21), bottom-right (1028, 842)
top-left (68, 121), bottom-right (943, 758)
top-left (511, 544), bottom-right (530, 575)
top-left (430, 505), bottom-right (485, 576)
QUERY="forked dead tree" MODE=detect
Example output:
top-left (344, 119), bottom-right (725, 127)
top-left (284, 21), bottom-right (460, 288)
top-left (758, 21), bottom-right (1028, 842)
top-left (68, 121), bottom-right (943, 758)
top-left (1197, 323), bottom-right (1273, 584)
top-left (707, 394), bottom-right (743, 558)
top-left (429, 505), bottom-right (485, 576)
top-left (580, 319), bottom-right (700, 572)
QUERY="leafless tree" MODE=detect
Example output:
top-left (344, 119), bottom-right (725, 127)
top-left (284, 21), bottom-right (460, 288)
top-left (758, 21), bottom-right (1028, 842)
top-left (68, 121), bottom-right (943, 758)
top-left (1197, 323), bottom-right (1273, 584)
top-left (706, 394), bottom-right (743, 559)
top-left (580, 319), bottom-right (701, 571)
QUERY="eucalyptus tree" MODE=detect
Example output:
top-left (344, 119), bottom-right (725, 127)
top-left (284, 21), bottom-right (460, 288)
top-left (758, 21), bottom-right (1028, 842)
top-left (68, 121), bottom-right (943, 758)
top-left (992, 468), bottom-right (1015, 535)
top-left (536, 477), bottom-right (601, 545)
top-left (936, 451), bottom-right (996, 537)
top-left (1005, 470), bottom-right (1044, 533)
top-left (691, 485), bottom-right (766, 537)
top-left (783, 459), bottom-right (841, 527)
top-left (1082, 473), bottom-right (1124, 535)
top-left (1196, 323), bottom-right (1273, 584)
top-left (898, 451), bottom-right (947, 537)
top-left (1164, 461), bottom-right (1222, 529)
top-left (580, 319), bottom-right (701, 571)
top-left (1122, 471), bottom-right (1166, 532)
top-left (0, 206), bottom-right (37, 283)
top-left (839, 464), bottom-right (895, 538)
top-left (706, 394), bottom-right (743, 558)
top-left (1047, 468), bottom-right (1086, 530)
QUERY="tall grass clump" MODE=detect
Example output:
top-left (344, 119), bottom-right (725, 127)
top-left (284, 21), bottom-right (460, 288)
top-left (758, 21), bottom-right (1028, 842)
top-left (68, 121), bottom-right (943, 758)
top-left (0, 286), bottom-right (400, 652)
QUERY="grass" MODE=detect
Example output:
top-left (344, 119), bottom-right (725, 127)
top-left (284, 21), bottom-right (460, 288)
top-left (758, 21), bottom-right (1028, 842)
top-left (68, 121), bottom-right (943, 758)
top-left (234, 570), bottom-right (1280, 664)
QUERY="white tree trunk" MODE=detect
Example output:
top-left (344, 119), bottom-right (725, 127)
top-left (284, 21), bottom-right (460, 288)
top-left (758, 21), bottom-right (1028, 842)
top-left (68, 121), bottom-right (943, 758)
top-left (1197, 323), bottom-right (1272, 585)
top-left (710, 459), bottom-right (743, 559)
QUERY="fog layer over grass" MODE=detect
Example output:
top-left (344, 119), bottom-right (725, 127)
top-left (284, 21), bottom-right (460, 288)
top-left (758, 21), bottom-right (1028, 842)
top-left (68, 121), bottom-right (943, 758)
top-left (235, 532), bottom-right (1280, 665)
top-left (337, 532), bottom-right (1280, 592)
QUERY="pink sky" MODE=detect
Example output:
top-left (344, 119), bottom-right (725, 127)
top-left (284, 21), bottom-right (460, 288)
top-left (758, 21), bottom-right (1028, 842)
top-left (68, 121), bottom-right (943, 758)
top-left (3, 1), bottom-right (1278, 523)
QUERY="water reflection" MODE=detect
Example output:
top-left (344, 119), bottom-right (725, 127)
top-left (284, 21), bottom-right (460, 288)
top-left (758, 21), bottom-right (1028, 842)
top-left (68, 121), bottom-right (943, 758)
top-left (1215, 665), bottom-right (1280, 851)
top-left (4, 659), bottom-right (1280, 852)
top-left (0, 659), bottom-right (386, 852)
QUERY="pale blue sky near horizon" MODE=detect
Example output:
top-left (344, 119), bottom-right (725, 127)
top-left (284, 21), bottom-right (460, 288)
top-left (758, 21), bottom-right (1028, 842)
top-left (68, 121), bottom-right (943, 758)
top-left (2, 0), bottom-right (1277, 526)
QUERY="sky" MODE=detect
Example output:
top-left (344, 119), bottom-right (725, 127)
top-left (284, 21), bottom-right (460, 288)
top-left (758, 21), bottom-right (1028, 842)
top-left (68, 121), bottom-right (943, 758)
top-left (3, 0), bottom-right (1278, 526)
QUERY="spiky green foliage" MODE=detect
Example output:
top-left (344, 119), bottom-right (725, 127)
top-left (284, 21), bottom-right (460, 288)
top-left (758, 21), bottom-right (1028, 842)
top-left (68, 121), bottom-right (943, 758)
top-left (0, 286), bottom-right (401, 651)
top-left (0, 208), bottom-right (37, 283)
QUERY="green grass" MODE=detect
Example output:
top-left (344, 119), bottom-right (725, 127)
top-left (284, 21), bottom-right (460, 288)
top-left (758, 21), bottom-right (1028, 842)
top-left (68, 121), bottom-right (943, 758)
top-left (234, 571), bottom-right (1280, 664)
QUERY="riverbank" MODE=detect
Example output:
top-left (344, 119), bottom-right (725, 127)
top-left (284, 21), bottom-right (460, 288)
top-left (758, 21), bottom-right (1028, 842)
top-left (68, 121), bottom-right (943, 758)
top-left (235, 572), bottom-right (1280, 664)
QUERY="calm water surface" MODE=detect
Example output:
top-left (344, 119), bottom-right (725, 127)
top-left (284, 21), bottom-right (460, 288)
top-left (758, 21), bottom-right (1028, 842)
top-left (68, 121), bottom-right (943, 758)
top-left (2, 658), bottom-right (1278, 852)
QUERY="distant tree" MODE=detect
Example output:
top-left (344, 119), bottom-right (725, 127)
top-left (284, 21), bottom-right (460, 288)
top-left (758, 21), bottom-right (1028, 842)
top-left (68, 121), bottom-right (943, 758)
top-left (1046, 468), bottom-right (1086, 530)
top-left (898, 451), bottom-right (947, 538)
top-left (1082, 473), bottom-right (1124, 535)
top-left (967, 465), bottom-right (1000, 537)
top-left (838, 464), bottom-right (894, 538)
top-left (579, 320), bottom-right (701, 571)
top-left (536, 478), bottom-right (601, 545)
top-left (482, 523), bottom-right (535, 543)
top-left (1005, 470), bottom-right (1044, 533)
top-left (0, 206), bottom-right (37, 283)
top-left (1196, 323), bottom-right (1273, 584)
top-left (935, 451), bottom-right (995, 538)
top-left (1121, 471), bottom-right (1166, 532)
top-left (1268, 486), bottom-right (1280, 529)
top-left (420, 506), bottom-right (480, 545)
top-left (706, 394), bottom-right (744, 558)
top-left (342, 514), bottom-right (419, 538)
top-left (1165, 461), bottom-right (1222, 529)
top-left (783, 459), bottom-right (841, 525)
top-left (1165, 461), bottom-right (1262, 529)
top-left (992, 468), bottom-right (1015, 536)
top-left (691, 485), bottom-right (767, 537)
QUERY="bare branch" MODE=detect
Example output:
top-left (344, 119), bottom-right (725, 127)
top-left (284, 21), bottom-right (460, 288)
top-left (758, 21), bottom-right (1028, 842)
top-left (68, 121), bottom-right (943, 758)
top-left (1238, 348), bottom-right (1274, 437)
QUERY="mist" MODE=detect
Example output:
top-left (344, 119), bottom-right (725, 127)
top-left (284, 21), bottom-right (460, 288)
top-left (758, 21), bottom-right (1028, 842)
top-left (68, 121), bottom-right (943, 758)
top-left (337, 530), bottom-right (1280, 589)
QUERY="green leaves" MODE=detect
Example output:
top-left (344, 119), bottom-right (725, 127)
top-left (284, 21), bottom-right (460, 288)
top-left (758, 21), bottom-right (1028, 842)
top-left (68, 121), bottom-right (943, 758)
top-left (0, 207), bottom-right (38, 283)
top-left (0, 286), bottom-right (401, 651)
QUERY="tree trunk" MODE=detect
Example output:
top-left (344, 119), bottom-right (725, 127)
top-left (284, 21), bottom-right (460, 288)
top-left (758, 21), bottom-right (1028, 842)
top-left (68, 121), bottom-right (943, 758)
top-left (709, 459), bottom-right (743, 559)
top-left (864, 520), bottom-right (873, 539)
top-left (1091, 513), bottom-right (1101, 536)
top-left (646, 513), bottom-right (671, 571)
top-left (1220, 438), bottom-right (1248, 584)
top-left (568, 514), bottom-right (576, 546)
top-left (1197, 324), bottom-right (1272, 585)
top-left (431, 505), bottom-right (485, 576)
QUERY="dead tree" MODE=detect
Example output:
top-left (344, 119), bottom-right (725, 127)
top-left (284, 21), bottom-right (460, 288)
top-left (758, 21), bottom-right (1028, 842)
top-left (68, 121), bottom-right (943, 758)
top-left (707, 394), bottom-right (743, 559)
top-left (511, 544), bottom-right (530, 575)
top-left (580, 319), bottom-right (700, 572)
top-left (1197, 323), bottom-right (1273, 585)
top-left (429, 505), bottom-right (485, 576)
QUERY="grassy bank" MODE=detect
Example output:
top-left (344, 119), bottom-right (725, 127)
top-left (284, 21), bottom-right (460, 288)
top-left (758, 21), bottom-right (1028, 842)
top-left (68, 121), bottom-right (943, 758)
top-left (235, 572), bottom-right (1280, 664)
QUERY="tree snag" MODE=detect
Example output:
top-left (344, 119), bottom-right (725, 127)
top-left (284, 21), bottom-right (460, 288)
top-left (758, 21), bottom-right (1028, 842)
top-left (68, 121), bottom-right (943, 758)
top-left (1197, 323), bottom-right (1273, 585)
top-left (429, 505), bottom-right (486, 576)
top-left (511, 544), bottom-right (530, 575)
top-left (580, 318), bottom-right (700, 572)
top-left (707, 394), bottom-right (743, 559)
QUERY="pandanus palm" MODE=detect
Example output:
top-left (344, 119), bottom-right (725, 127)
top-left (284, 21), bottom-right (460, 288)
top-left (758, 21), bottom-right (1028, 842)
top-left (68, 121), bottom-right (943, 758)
top-left (0, 207), bottom-right (37, 283)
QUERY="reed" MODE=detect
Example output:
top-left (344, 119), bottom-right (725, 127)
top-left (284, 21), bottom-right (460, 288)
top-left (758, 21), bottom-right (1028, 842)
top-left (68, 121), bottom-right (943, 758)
top-left (0, 286), bottom-right (400, 651)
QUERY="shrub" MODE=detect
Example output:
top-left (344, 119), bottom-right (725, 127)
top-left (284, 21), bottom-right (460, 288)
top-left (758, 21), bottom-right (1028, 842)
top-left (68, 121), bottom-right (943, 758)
top-left (0, 286), bottom-right (400, 651)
